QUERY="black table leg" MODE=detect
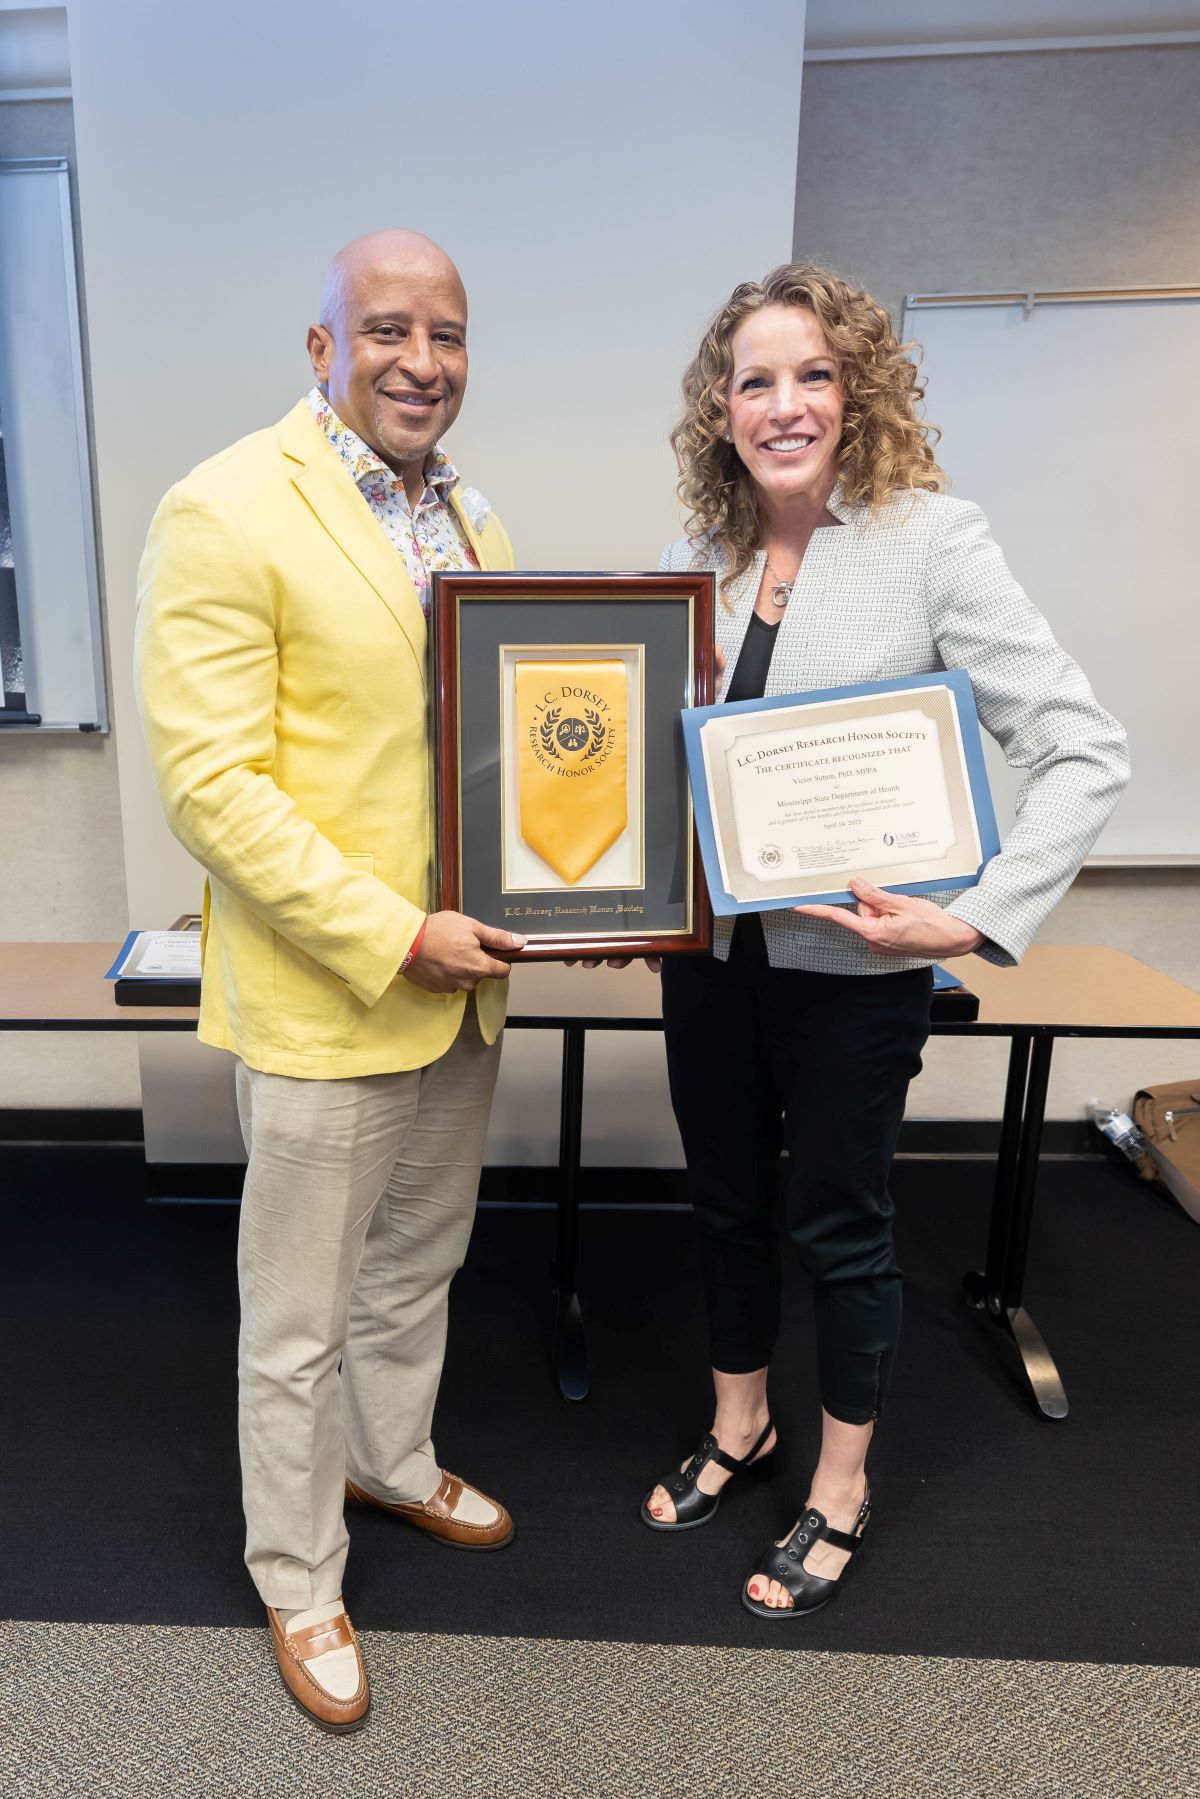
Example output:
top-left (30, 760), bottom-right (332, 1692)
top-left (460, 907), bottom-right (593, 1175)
top-left (963, 1033), bottom-right (1068, 1420)
top-left (999, 1035), bottom-right (1068, 1418)
top-left (551, 1023), bottom-right (589, 1401)
top-left (985, 1036), bottom-right (1032, 1302)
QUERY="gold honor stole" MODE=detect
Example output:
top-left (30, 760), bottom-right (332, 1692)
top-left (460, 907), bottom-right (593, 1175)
top-left (514, 660), bottom-right (629, 883)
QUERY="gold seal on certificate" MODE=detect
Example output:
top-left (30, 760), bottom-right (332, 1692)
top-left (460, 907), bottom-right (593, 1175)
top-left (684, 674), bottom-right (999, 912)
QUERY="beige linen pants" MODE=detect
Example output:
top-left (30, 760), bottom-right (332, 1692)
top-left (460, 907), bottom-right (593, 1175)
top-left (234, 1001), bottom-right (501, 1609)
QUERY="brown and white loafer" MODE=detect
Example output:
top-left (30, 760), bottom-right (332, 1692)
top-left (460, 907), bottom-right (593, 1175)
top-left (346, 1470), bottom-right (515, 1550)
top-left (266, 1601), bottom-right (369, 1733)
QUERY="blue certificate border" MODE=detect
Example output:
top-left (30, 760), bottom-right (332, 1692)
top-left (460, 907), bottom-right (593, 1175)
top-left (104, 931), bottom-right (140, 980)
top-left (681, 669), bottom-right (1001, 916)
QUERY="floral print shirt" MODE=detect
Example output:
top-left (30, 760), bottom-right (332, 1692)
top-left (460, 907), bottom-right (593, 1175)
top-left (305, 387), bottom-right (478, 617)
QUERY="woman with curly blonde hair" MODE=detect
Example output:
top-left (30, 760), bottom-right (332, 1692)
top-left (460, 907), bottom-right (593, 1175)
top-left (640, 264), bottom-right (1127, 1620)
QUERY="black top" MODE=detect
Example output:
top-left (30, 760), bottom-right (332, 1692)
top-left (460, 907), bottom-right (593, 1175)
top-left (725, 610), bottom-right (782, 703)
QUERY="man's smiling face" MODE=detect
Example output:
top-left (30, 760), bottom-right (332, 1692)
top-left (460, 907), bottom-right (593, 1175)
top-left (307, 233), bottom-right (468, 477)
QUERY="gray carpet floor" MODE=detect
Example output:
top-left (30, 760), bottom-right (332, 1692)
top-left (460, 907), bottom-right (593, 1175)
top-left (2, 1622), bottom-right (1197, 1799)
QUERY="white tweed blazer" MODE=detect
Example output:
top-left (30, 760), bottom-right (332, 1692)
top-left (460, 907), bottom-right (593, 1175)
top-left (661, 483), bottom-right (1129, 976)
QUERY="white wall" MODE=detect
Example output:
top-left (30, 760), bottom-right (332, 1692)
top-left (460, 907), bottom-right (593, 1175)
top-left (63, 0), bottom-right (806, 1163)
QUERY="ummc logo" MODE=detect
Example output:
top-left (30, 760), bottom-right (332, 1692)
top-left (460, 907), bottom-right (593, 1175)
top-left (883, 833), bottom-right (895, 846)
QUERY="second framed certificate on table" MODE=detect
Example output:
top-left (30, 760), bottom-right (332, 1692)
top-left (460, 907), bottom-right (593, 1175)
top-left (433, 573), bottom-right (714, 958)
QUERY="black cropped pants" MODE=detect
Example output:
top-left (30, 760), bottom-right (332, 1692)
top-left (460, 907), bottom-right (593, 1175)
top-left (660, 919), bottom-right (932, 1426)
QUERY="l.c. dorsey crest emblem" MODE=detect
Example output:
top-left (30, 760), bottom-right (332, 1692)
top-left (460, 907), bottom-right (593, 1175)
top-left (514, 661), bottom-right (628, 882)
top-left (534, 704), bottom-right (611, 767)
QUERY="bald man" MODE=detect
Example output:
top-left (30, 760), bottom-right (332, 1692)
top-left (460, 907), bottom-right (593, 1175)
top-left (136, 231), bottom-right (522, 1733)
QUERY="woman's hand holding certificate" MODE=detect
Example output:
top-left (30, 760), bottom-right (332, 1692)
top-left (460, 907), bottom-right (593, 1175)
top-left (796, 875), bottom-right (984, 958)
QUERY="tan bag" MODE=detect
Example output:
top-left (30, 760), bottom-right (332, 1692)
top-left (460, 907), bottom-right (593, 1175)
top-left (1132, 1081), bottom-right (1200, 1224)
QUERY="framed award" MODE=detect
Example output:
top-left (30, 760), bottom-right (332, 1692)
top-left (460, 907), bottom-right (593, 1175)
top-left (433, 572), bottom-right (714, 959)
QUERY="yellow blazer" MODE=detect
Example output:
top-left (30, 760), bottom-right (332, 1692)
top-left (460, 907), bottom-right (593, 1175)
top-left (135, 400), bottom-right (513, 1078)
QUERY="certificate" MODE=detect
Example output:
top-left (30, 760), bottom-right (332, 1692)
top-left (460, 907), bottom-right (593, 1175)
top-left (104, 930), bottom-right (203, 980)
top-left (682, 670), bottom-right (1000, 915)
top-left (433, 572), bottom-right (715, 958)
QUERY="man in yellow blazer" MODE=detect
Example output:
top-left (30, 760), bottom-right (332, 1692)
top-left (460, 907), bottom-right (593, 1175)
top-left (136, 230), bottom-right (524, 1733)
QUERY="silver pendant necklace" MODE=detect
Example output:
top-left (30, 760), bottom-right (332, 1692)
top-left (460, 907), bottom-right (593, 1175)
top-left (764, 557), bottom-right (797, 608)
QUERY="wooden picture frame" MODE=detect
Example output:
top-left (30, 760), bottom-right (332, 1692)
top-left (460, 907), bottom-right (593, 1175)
top-left (433, 572), bottom-right (714, 960)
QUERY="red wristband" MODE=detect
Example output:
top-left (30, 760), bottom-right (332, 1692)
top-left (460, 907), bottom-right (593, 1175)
top-left (399, 917), bottom-right (428, 975)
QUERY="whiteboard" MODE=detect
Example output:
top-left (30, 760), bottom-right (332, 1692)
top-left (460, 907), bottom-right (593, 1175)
top-left (0, 158), bottom-right (107, 731)
top-left (901, 291), bottom-right (1200, 861)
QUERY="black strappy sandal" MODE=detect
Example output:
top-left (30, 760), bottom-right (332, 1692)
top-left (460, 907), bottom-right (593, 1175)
top-left (640, 1421), bottom-right (777, 1532)
top-left (741, 1489), bottom-right (872, 1617)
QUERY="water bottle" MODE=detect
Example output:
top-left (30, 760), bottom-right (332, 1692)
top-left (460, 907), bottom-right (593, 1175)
top-left (1086, 1098), bottom-right (1149, 1161)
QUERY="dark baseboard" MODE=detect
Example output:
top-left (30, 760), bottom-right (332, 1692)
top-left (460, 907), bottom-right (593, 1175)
top-left (0, 1108), bottom-right (145, 1144)
top-left (898, 1117), bottom-right (1096, 1156)
top-left (3, 1113), bottom-right (1103, 1209)
top-left (144, 1161), bottom-right (246, 1203)
top-left (0, 1109), bottom-right (1097, 1161)
top-left (479, 1166), bottom-right (691, 1207)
